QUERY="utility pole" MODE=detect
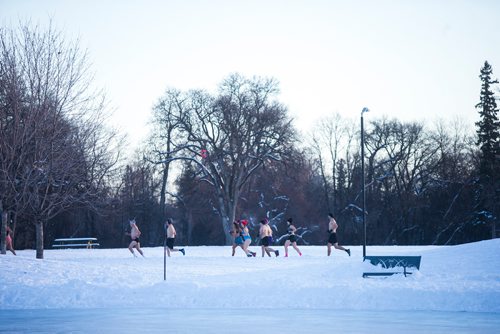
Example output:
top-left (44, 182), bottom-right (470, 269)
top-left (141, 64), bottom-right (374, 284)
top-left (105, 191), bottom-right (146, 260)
top-left (361, 107), bottom-right (369, 258)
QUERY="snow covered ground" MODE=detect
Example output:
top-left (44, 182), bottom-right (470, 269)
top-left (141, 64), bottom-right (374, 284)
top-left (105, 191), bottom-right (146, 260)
top-left (1, 239), bottom-right (500, 333)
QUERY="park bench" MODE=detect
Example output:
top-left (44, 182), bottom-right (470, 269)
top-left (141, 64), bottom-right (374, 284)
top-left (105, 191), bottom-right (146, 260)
top-left (52, 237), bottom-right (100, 249)
top-left (363, 255), bottom-right (421, 278)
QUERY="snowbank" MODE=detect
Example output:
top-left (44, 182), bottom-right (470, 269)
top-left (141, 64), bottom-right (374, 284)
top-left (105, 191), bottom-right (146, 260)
top-left (1, 239), bottom-right (499, 312)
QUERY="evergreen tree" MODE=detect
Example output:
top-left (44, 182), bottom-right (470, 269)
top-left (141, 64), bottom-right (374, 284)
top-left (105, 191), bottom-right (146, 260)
top-left (475, 61), bottom-right (500, 239)
top-left (476, 61), bottom-right (500, 177)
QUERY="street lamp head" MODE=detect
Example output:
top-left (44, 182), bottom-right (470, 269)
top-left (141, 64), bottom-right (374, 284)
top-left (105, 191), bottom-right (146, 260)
top-left (362, 107), bottom-right (369, 113)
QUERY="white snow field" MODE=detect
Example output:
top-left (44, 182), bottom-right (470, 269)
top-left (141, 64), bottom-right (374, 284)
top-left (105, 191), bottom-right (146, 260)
top-left (1, 239), bottom-right (499, 333)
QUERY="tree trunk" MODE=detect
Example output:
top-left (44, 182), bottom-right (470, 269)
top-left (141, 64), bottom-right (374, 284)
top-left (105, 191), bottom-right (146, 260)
top-left (493, 219), bottom-right (497, 239)
top-left (0, 201), bottom-right (6, 255)
top-left (183, 211), bottom-right (194, 246)
top-left (217, 196), bottom-right (234, 245)
top-left (222, 216), bottom-right (233, 245)
top-left (36, 221), bottom-right (44, 259)
top-left (160, 163), bottom-right (169, 217)
top-left (318, 157), bottom-right (331, 213)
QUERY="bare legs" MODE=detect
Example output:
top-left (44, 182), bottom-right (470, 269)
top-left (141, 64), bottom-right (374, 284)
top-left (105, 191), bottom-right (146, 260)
top-left (284, 240), bottom-right (301, 257)
top-left (242, 239), bottom-right (256, 257)
top-left (6, 237), bottom-right (16, 255)
top-left (233, 243), bottom-right (253, 257)
top-left (166, 247), bottom-right (185, 257)
top-left (128, 241), bottom-right (144, 257)
top-left (327, 242), bottom-right (350, 256)
top-left (262, 245), bottom-right (278, 257)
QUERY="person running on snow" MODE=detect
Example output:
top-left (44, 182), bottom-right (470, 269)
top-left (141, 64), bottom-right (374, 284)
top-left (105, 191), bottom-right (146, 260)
top-left (231, 220), bottom-right (245, 256)
top-left (259, 218), bottom-right (279, 257)
top-left (165, 218), bottom-right (185, 257)
top-left (284, 218), bottom-right (302, 257)
top-left (126, 219), bottom-right (144, 257)
top-left (5, 225), bottom-right (16, 255)
top-left (231, 220), bottom-right (256, 257)
top-left (327, 213), bottom-right (350, 257)
top-left (240, 220), bottom-right (256, 257)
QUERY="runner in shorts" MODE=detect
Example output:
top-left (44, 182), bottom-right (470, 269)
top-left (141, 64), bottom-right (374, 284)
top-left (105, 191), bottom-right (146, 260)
top-left (284, 218), bottom-right (302, 257)
top-left (126, 219), bottom-right (144, 257)
top-left (327, 213), bottom-right (350, 257)
top-left (166, 218), bottom-right (185, 257)
top-left (259, 219), bottom-right (279, 257)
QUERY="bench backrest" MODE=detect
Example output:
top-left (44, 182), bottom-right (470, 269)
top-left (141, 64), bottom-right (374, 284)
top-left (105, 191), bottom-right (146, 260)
top-left (53, 238), bottom-right (97, 242)
top-left (364, 255), bottom-right (421, 269)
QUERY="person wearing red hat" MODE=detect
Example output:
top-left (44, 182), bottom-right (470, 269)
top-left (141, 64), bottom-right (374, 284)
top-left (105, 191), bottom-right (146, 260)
top-left (231, 220), bottom-right (256, 257)
top-left (240, 220), bottom-right (256, 257)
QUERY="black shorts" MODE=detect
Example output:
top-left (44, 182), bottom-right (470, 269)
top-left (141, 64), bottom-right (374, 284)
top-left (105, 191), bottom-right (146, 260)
top-left (166, 238), bottom-right (175, 249)
top-left (261, 236), bottom-right (272, 247)
top-left (328, 233), bottom-right (338, 244)
top-left (288, 235), bottom-right (297, 243)
top-left (133, 238), bottom-right (140, 243)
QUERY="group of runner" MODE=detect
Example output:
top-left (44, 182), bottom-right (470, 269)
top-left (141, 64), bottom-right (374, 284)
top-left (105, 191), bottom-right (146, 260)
top-left (127, 218), bottom-right (185, 258)
top-left (3, 213), bottom-right (349, 258)
top-left (231, 213), bottom-right (350, 258)
top-left (126, 213), bottom-right (351, 258)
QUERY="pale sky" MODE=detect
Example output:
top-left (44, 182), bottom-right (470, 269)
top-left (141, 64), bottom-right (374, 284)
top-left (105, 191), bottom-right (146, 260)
top-left (2, 0), bottom-right (500, 150)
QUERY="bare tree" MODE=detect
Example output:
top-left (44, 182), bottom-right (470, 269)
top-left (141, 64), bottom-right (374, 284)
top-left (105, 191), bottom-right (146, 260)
top-left (147, 89), bottom-right (184, 217)
top-left (363, 118), bottom-right (441, 243)
top-left (0, 22), bottom-right (121, 258)
top-left (309, 135), bottom-right (331, 212)
top-left (429, 118), bottom-right (479, 244)
top-left (309, 113), bottom-right (357, 214)
top-left (118, 154), bottom-right (162, 245)
top-left (151, 74), bottom-right (296, 244)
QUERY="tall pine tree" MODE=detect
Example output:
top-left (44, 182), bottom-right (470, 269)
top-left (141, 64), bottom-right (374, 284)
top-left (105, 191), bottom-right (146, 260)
top-left (475, 61), bottom-right (500, 239)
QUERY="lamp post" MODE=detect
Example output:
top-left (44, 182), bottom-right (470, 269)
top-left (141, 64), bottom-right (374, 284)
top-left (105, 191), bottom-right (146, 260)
top-left (361, 107), bottom-right (369, 258)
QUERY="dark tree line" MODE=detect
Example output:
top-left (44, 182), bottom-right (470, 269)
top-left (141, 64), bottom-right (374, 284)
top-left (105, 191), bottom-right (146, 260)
top-left (158, 66), bottom-right (498, 247)
top-left (153, 118), bottom-right (490, 247)
top-left (2, 22), bottom-right (498, 252)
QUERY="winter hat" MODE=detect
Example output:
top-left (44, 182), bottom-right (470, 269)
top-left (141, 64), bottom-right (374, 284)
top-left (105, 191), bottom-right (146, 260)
top-left (241, 220), bottom-right (248, 226)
